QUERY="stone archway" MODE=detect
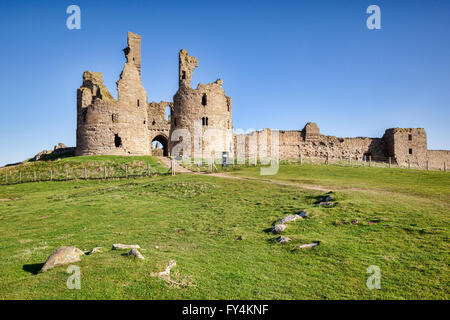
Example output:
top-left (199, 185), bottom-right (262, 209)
top-left (151, 134), bottom-right (169, 157)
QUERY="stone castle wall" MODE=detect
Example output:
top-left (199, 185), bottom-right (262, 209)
top-left (427, 150), bottom-right (450, 169)
top-left (233, 124), bottom-right (448, 169)
top-left (147, 101), bottom-right (171, 156)
top-left (233, 125), bottom-right (386, 163)
top-left (171, 50), bottom-right (233, 160)
top-left (76, 70), bottom-right (150, 156)
top-left (76, 33), bottom-right (170, 157)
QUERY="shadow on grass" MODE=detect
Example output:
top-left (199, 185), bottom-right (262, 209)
top-left (22, 263), bottom-right (44, 275)
top-left (263, 227), bottom-right (275, 233)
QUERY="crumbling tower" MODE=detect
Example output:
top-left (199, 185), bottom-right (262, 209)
top-left (76, 32), bottom-right (149, 156)
top-left (124, 32), bottom-right (142, 75)
top-left (171, 49), bottom-right (233, 160)
top-left (383, 128), bottom-right (428, 167)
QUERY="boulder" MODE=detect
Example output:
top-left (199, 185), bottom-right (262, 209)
top-left (272, 224), bottom-right (287, 234)
top-left (41, 246), bottom-right (84, 272)
top-left (279, 211), bottom-right (307, 224)
top-left (279, 215), bottom-right (301, 224)
top-left (128, 249), bottom-right (145, 260)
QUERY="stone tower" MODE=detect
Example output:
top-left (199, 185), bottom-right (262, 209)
top-left (76, 32), bottom-right (150, 156)
top-left (171, 49), bottom-right (233, 160)
top-left (383, 128), bottom-right (428, 167)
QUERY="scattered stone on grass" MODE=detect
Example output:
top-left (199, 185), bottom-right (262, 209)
top-left (279, 211), bottom-right (307, 224)
top-left (151, 260), bottom-right (193, 287)
top-left (279, 215), bottom-right (299, 224)
top-left (41, 246), bottom-right (84, 272)
top-left (276, 236), bottom-right (291, 243)
top-left (87, 247), bottom-right (103, 255)
top-left (236, 236), bottom-right (243, 241)
top-left (128, 248), bottom-right (145, 260)
top-left (319, 201), bottom-right (339, 207)
top-left (112, 243), bottom-right (140, 250)
top-left (272, 224), bottom-right (287, 234)
top-left (351, 219), bottom-right (361, 225)
top-left (156, 260), bottom-right (176, 278)
top-left (295, 241), bottom-right (321, 250)
top-left (152, 260), bottom-right (176, 282)
top-left (0, 199), bottom-right (11, 202)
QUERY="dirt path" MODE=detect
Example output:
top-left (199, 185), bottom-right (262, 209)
top-left (157, 157), bottom-right (192, 174)
top-left (205, 172), bottom-right (449, 207)
top-left (206, 172), bottom-right (332, 192)
top-left (158, 158), bottom-right (448, 206)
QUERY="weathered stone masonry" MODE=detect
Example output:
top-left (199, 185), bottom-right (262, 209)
top-left (76, 32), bottom-right (449, 169)
top-left (234, 125), bottom-right (450, 168)
top-left (171, 49), bottom-right (233, 160)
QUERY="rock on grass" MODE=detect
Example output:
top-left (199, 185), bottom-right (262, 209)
top-left (128, 248), bottom-right (145, 260)
top-left (112, 244), bottom-right (140, 250)
top-left (41, 246), bottom-right (84, 272)
top-left (276, 236), bottom-right (291, 243)
top-left (272, 224), bottom-right (287, 234)
top-left (279, 211), bottom-right (307, 224)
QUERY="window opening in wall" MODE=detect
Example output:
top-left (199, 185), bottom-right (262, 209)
top-left (114, 134), bottom-right (122, 148)
top-left (137, 99), bottom-right (140, 107)
top-left (165, 106), bottom-right (171, 121)
top-left (408, 134), bottom-right (412, 141)
top-left (82, 108), bottom-right (87, 123)
top-left (174, 117), bottom-right (177, 126)
top-left (202, 117), bottom-right (209, 126)
top-left (409, 148), bottom-right (413, 155)
top-left (181, 70), bottom-right (186, 80)
top-left (202, 94), bottom-right (207, 106)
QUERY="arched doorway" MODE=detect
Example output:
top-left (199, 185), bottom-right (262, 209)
top-left (152, 134), bottom-right (168, 157)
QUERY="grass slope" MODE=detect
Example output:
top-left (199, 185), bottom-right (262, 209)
top-left (0, 155), bottom-right (169, 183)
top-left (0, 160), bottom-right (448, 299)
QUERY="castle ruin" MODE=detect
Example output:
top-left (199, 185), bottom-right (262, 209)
top-left (76, 32), bottom-right (450, 169)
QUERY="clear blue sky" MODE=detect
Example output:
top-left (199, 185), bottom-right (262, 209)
top-left (0, 0), bottom-right (449, 166)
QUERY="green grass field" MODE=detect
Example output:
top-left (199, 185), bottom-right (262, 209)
top-left (0, 157), bottom-right (448, 299)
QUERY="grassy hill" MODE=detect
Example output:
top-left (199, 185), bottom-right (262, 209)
top-left (0, 155), bottom-right (169, 183)
top-left (0, 158), bottom-right (448, 299)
